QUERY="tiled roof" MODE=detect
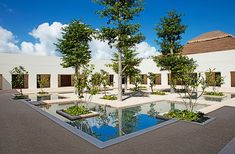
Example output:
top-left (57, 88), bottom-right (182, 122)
top-left (183, 31), bottom-right (235, 55)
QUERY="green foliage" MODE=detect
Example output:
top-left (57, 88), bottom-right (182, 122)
top-left (64, 105), bottom-right (91, 116)
top-left (100, 69), bottom-right (110, 95)
top-left (56, 20), bottom-right (94, 99)
top-left (148, 72), bottom-right (157, 93)
top-left (91, 72), bottom-right (103, 88)
top-left (56, 20), bottom-right (94, 69)
top-left (155, 10), bottom-right (186, 55)
top-left (96, 0), bottom-right (145, 101)
top-left (164, 109), bottom-right (207, 123)
top-left (13, 95), bottom-right (28, 100)
top-left (204, 91), bottom-right (224, 96)
top-left (101, 95), bottom-right (117, 100)
top-left (37, 75), bottom-right (49, 93)
top-left (10, 66), bottom-right (28, 96)
top-left (37, 91), bottom-right (49, 95)
top-left (154, 54), bottom-right (197, 74)
top-left (205, 68), bottom-right (225, 92)
top-left (108, 49), bottom-right (142, 81)
top-left (130, 71), bottom-right (143, 90)
top-left (74, 64), bottom-right (94, 99)
top-left (151, 90), bottom-right (166, 95)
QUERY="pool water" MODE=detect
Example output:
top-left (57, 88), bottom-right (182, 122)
top-left (40, 101), bottom-right (207, 142)
top-left (27, 93), bottom-right (66, 101)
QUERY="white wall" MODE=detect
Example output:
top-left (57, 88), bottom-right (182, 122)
top-left (188, 50), bottom-right (235, 88)
top-left (1, 50), bottom-right (235, 91)
top-left (0, 53), bottom-right (114, 90)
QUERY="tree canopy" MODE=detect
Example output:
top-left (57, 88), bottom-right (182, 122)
top-left (155, 10), bottom-right (186, 55)
top-left (56, 20), bottom-right (94, 69)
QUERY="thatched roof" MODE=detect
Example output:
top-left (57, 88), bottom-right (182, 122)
top-left (183, 31), bottom-right (235, 55)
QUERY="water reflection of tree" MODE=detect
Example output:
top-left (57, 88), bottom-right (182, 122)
top-left (121, 106), bottom-right (141, 135)
top-left (67, 119), bottom-right (100, 139)
top-left (96, 105), bottom-right (111, 125)
top-left (147, 103), bottom-right (158, 117)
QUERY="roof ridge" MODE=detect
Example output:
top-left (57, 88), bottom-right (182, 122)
top-left (187, 31), bottom-right (234, 44)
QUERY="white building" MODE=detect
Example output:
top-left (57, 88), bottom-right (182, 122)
top-left (0, 30), bottom-right (235, 92)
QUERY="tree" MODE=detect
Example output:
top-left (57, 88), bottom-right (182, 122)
top-left (10, 66), bottom-right (28, 96)
top-left (96, 0), bottom-right (145, 101)
top-left (100, 69), bottom-right (110, 96)
top-left (148, 72), bottom-right (158, 93)
top-left (171, 55), bottom-right (207, 112)
top-left (55, 20), bottom-right (94, 99)
top-left (205, 68), bottom-right (224, 93)
top-left (131, 70), bottom-right (142, 91)
top-left (107, 49), bottom-right (142, 91)
top-left (154, 10), bottom-right (186, 93)
top-left (155, 10), bottom-right (186, 55)
top-left (90, 72), bottom-right (103, 89)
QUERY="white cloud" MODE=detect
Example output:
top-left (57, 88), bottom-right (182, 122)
top-left (21, 22), bottom-right (66, 56)
top-left (0, 26), bottom-right (20, 53)
top-left (0, 23), bottom-right (159, 59)
top-left (89, 38), bottom-right (116, 59)
top-left (0, 22), bottom-right (65, 56)
top-left (135, 42), bottom-right (159, 58)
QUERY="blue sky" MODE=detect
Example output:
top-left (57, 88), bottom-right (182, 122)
top-left (0, 0), bottom-right (235, 57)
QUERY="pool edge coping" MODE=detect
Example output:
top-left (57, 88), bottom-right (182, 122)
top-left (20, 99), bottom-right (178, 149)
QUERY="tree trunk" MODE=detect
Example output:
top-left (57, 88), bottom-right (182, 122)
top-left (118, 51), bottom-right (122, 102)
top-left (74, 65), bottom-right (80, 100)
top-left (20, 88), bottom-right (23, 96)
top-left (151, 85), bottom-right (153, 93)
top-left (124, 77), bottom-right (128, 91)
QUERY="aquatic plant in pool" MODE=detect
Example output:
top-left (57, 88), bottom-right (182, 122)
top-left (163, 109), bottom-right (209, 123)
top-left (64, 105), bottom-right (91, 116)
top-left (101, 95), bottom-right (117, 100)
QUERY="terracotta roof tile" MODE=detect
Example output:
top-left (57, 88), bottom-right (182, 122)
top-left (183, 31), bottom-right (235, 55)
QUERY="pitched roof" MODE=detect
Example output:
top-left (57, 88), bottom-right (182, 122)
top-left (183, 31), bottom-right (235, 55)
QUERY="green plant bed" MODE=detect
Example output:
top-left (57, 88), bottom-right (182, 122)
top-left (129, 87), bottom-right (139, 91)
top-left (64, 105), bottom-right (91, 116)
top-left (101, 95), bottom-right (117, 100)
top-left (163, 109), bottom-right (209, 123)
top-left (13, 95), bottom-right (28, 100)
top-left (151, 90), bottom-right (166, 95)
top-left (138, 86), bottom-right (147, 90)
top-left (204, 91), bottom-right (224, 96)
top-left (37, 91), bottom-right (49, 95)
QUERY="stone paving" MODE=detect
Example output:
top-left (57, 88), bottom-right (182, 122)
top-left (1, 91), bottom-right (235, 153)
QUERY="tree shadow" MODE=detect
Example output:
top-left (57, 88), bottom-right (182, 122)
top-left (122, 91), bottom-right (150, 101)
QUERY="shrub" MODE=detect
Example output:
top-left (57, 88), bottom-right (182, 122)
top-left (138, 86), bottom-right (147, 90)
top-left (204, 91), bottom-right (224, 96)
top-left (101, 95), bottom-right (117, 100)
top-left (37, 91), bottom-right (49, 95)
top-left (163, 109), bottom-right (207, 123)
top-left (64, 105), bottom-right (90, 116)
top-left (13, 95), bottom-right (28, 100)
top-left (152, 90), bottom-right (166, 95)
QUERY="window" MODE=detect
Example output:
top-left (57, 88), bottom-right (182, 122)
top-left (12, 74), bottom-right (28, 89)
top-left (205, 72), bottom-right (222, 87)
top-left (109, 74), bottom-right (114, 86)
top-left (58, 75), bottom-right (74, 87)
top-left (231, 72), bottom-right (235, 87)
top-left (167, 73), bottom-right (183, 85)
top-left (37, 74), bottom-right (51, 88)
top-left (0, 74), bottom-right (2, 90)
top-left (141, 74), bottom-right (147, 84)
top-left (155, 74), bottom-right (161, 85)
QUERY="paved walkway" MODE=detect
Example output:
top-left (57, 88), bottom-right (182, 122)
top-left (1, 91), bottom-right (235, 154)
